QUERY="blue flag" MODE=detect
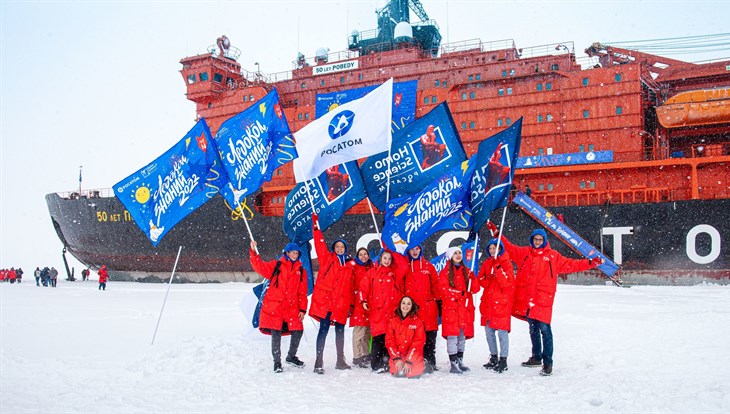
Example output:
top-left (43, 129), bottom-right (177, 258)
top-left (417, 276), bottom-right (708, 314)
top-left (470, 118), bottom-right (523, 231)
top-left (298, 241), bottom-right (315, 295)
top-left (383, 159), bottom-right (475, 255)
top-left (361, 102), bottom-right (467, 211)
top-left (214, 88), bottom-right (297, 209)
top-left (251, 279), bottom-right (270, 329)
top-left (113, 119), bottom-right (227, 246)
top-left (431, 238), bottom-right (482, 274)
top-left (283, 161), bottom-right (367, 245)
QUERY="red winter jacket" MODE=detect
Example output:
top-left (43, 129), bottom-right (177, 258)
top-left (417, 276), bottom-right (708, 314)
top-left (393, 252), bottom-right (440, 331)
top-left (309, 228), bottom-right (355, 325)
top-left (386, 312), bottom-right (426, 377)
top-left (477, 251), bottom-right (515, 332)
top-left (349, 260), bottom-right (374, 327)
top-left (503, 233), bottom-right (596, 324)
top-left (250, 249), bottom-right (309, 335)
top-left (438, 262), bottom-right (479, 338)
top-left (98, 267), bottom-right (109, 283)
top-left (359, 263), bottom-right (405, 337)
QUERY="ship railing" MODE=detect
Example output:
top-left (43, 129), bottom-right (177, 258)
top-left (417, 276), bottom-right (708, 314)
top-left (440, 38), bottom-right (513, 55)
top-left (206, 44), bottom-right (242, 61)
top-left (689, 142), bottom-right (730, 158)
top-left (59, 188), bottom-right (115, 200)
top-left (531, 187), bottom-right (672, 207)
top-left (517, 41), bottom-right (576, 60)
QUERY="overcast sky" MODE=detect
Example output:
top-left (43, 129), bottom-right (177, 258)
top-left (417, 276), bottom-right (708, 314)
top-left (1, 0), bottom-right (728, 272)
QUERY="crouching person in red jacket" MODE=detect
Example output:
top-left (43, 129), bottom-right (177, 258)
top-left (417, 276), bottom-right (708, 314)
top-left (386, 296), bottom-right (426, 378)
top-left (250, 241), bottom-right (309, 373)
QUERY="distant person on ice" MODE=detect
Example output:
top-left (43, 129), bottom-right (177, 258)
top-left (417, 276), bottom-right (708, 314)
top-left (97, 265), bottom-right (109, 290)
top-left (82, 268), bottom-right (90, 281)
top-left (249, 240), bottom-right (308, 373)
top-left (487, 222), bottom-right (602, 376)
top-left (34, 267), bottom-right (41, 286)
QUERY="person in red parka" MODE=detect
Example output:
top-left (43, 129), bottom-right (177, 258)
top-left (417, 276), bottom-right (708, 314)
top-left (386, 296), bottom-right (426, 378)
top-left (438, 246), bottom-right (480, 374)
top-left (489, 223), bottom-right (602, 376)
top-left (97, 265), bottom-right (109, 290)
top-left (250, 240), bottom-right (309, 373)
top-left (360, 250), bottom-right (405, 373)
top-left (309, 214), bottom-right (356, 374)
top-left (392, 245), bottom-right (440, 371)
top-left (350, 247), bottom-right (374, 368)
top-left (477, 238), bottom-right (515, 373)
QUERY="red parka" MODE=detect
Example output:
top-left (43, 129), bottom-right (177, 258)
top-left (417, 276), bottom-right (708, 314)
top-left (438, 262), bottom-right (480, 339)
top-left (503, 230), bottom-right (596, 324)
top-left (349, 260), bottom-right (374, 327)
top-left (250, 249), bottom-right (309, 335)
top-left (393, 251), bottom-right (440, 331)
top-left (359, 263), bottom-right (405, 337)
top-left (386, 312), bottom-right (426, 377)
top-left (477, 248), bottom-right (515, 332)
top-left (308, 228), bottom-right (355, 325)
top-left (98, 266), bottom-right (109, 283)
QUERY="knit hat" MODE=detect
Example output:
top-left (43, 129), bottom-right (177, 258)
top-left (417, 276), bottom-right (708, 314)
top-left (445, 246), bottom-right (462, 260)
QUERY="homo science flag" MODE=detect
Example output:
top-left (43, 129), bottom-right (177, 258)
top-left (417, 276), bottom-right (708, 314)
top-left (113, 119), bottom-right (227, 246)
top-left (283, 161), bottom-right (367, 245)
top-left (214, 88), bottom-right (297, 209)
top-left (360, 102), bottom-right (467, 211)
top-left (469, 118), bottom-right (523, 231)
top-left (292, 79), bottom-right (393, 182)
top-left (383, 159), bottom-right (476, 255)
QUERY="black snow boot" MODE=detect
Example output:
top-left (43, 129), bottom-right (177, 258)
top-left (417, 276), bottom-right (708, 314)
top-left (273, 361), bottom-right (283, 373)
top-left (335, 355), bottom-right (352, 370)
top-left (448, 354), bottom-right (463, 374)
top-left (494, 357), bottom-right (508, 373)
top-left (285, 354), bottom-right (305, 368)
top-left (521, 355), bottom-right (542, 367)
top-left (540, 363), bottom-right (553, 376)
top-left (313, 355), bottom-right (324, 374)
top-left (483, 354), bottom-right (498, 370)
top-left (456, 351), bottom-right (470, 372)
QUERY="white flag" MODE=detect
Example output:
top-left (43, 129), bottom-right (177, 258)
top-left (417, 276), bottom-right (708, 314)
top-left (293, 78), bottom-right (393, 182)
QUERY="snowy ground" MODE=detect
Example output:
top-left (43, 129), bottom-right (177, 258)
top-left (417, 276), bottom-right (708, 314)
top-left (1, 280), bottom-right (729, 413)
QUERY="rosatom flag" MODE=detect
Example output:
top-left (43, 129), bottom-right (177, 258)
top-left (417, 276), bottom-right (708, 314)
top-left (214, 88), bottom-right (297, 210)
top-left (383, 159), bottom-right (476, 255)
top-left (292, 79), bottom-right (393, 182)
top-left (469, 118), bottom-right (523, 231)
top-left (113, 119), bottom-right (227, 246)
top-left (360, 102), bottom-right (467, 211)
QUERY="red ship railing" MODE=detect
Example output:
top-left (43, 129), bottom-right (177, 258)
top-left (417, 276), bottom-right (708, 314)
top-left (531, 187), bottom-right (672, 208)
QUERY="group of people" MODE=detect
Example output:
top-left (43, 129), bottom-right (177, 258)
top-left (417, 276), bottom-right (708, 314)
top-left (0, 267), bottom-right (24, 283)
top-left (250, 212), bottom-right (603, 377)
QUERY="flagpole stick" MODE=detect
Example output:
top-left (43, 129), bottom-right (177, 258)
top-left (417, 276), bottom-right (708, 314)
top-left (151, 245), bottom-right (183, 345)
top-left (494, 206), bottom-right (508, 259)
top-left (241, 205), bottom-right (259, 254)
top-left (465, 233), bottom-right (478, 309)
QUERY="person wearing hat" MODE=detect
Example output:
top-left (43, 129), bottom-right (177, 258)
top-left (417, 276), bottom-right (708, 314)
top-left (97, 265), bottom-right (109, 290)
top-left (249, 240), bottom-right (309, 373)
top-left (487, 222), bottom-right (602, 376)
top-left (437, 246), bottom-right (480, 374)
top-left (309, 214), bottom-right (356, 374)
top-left (477, 238), bottom-right (515, 373)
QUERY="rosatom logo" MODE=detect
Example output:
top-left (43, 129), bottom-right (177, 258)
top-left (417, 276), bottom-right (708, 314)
top-left (328, 110), bottom-right (355, 139)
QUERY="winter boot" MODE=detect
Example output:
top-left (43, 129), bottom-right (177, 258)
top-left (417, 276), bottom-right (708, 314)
top-left (285, 354), bottom-right (305, 368)
top-left (521, 355), bottom-right (542, 367)
top-left (423, 360), bottom-right (435, 374)
top-left (483, 354), bottom-right (498, 370)
top-left (456, 351), bottom-right (470, 372)
top-left (449, 354), bottom-right (463, 374)
top-left (313, 355), bottom-right (324, 374)
top-left (540, 363), bottom-right (553, 376)
top-left (494, 357), bottom-right (508, 373)
top-left (273, 361), bottom-right (283, 373)
top-left (426, 356), bottom-right (439, 371)
top-left (335, 355), bottom-right (352, 370)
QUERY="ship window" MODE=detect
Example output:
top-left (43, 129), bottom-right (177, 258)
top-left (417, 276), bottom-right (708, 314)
top-left (547, 147), bottom-right (553, 155)
top-left (207, 102), bottom-right (212, 109)
top-left (579, 144), bottom-right (585, 152)
top-left (506, 118), bottom-right (512, 126)
top-left (213, 73), bottom-right (223, 83)
top-left (545, 82), bottom-right (552, 90)
top-left (442, 80), bottom-right (448, 87)
top-left (461, 92), bottom-right (467, 100)
top-left (461, 122), bottom-right (467, 130)
top-left (293, 99), bottom-right (299, 105)
top-left (583, 110), bottom-right (590, 118)
top-left (537, 115), bottom-right (543, 123)
top-left (580, 181), bottom-right (586, 189)
top-left (359, 74), bottom-right (363, 80)
top-left (498, 88), bottom-right (504, 96)
top-left (226, 77), bottom-right (234, 86)
top-left (298, 113), bottom-right (303, 120)
top-left (249, 94), bottom-right (254, 101)
top-left (536, 83), bottom-right (543, 91)
top-left (497, 119), bottom-right (503, 127)
top-left (538, 184), bottom-right (545, 191)
top-left (616, 106), bottom-right (623, 115)
top-left (590, 181), bottom-right (596, 189)
top-left (320, 80), bottom-right (325, 86)
top-left (469, 91), bottom-right (476, 99)
top-left (469, 121), bottom-right (475, 129)
top-left (301, 82), bottom-right (306, 89)
top-left (435, 79), bottom-right (440, 87)
top-left (501, 70), bottom-right (508, 77)
top-left (340, 77), bottom-right (345, 84)
top-left (588, 144), bottom-right (594, 151)
top-left (243, 96), bottom-right (248, 102)
top-left (199, 72), bottom-right (209, 81)
top-left (551, 63), bottom-right (559, 70)
top-left (476, 74), bottom-right (481, 80)
top-left (509, 69), bottom-right (515, 76)
top-left (431, 96), bottom-right (437, 103)
top-left (187, 74), bottom-right (196, 84)
top-left (424, 97), bottom-right (429, 105)
top-left (546, 114), bottom-right (553, 122)
top-left (615, 73), bottom-right (622, 82)
top-left (538, 148), bottom-right (544, 155)
top-left (582, 78), bottom-right (589, 86)
top-left (547, 183), bottom-right (554, 191)
top-left (468, 75), bottom-right (474, 81)
top-left (507, 87), bottom-right (513, 95)
top-left (305, 113), bottom-right (310, 120)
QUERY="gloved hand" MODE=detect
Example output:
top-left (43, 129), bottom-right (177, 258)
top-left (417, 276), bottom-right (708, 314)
top-left (486, 221), bottom-right (499, 237)
top-left (589, 256), bottom-right (603, 267)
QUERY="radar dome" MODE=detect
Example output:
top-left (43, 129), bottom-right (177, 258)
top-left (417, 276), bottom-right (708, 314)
top-left (315, 47), bottom-right (329, 63)
top-left (394, 22), bottom-right (413, 43)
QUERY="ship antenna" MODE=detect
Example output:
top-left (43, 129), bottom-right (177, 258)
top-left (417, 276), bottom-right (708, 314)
top-left (78, 165), bottom-right (83, 197)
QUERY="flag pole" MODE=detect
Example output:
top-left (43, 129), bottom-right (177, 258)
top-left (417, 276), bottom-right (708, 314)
top-left (151, 245), bottom-right (183, 345)
top-left (494, 206), bottom-right (508, 259)
top-left (465, 233), bottom-right (479, 309)
top-left (366, 199), bottom-right (382, 238)
top-left (240, 204), bottom-right (259, 254)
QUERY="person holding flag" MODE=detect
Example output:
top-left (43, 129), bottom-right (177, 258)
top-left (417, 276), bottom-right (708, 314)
top-left (477, 238), bottom-right (515, 374)
top-left (350, 247), bottom-right (375, 368)
top-left (438, 247), bottom-right (479, 374)
top-left (487, 222), bottom-right (602, 376)
top-left (309, 214), bottom-right (356, 374)
top-left (249, 240), bottom-right (309, 373)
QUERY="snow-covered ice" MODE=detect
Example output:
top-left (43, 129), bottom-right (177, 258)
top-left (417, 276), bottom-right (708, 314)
top-left (2, 280), bottom-right (729, 413)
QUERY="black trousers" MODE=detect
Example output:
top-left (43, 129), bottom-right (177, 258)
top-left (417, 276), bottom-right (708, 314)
top-left (270, 329), bottom-right (303, 363)
top-left (370, 334), bottom-right (388, 371)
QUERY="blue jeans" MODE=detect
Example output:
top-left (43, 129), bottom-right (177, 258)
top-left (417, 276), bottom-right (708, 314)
top-left (527, 317), bottom-right (553, 365)
top-left (485, 323), bottom-right (509, 357)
